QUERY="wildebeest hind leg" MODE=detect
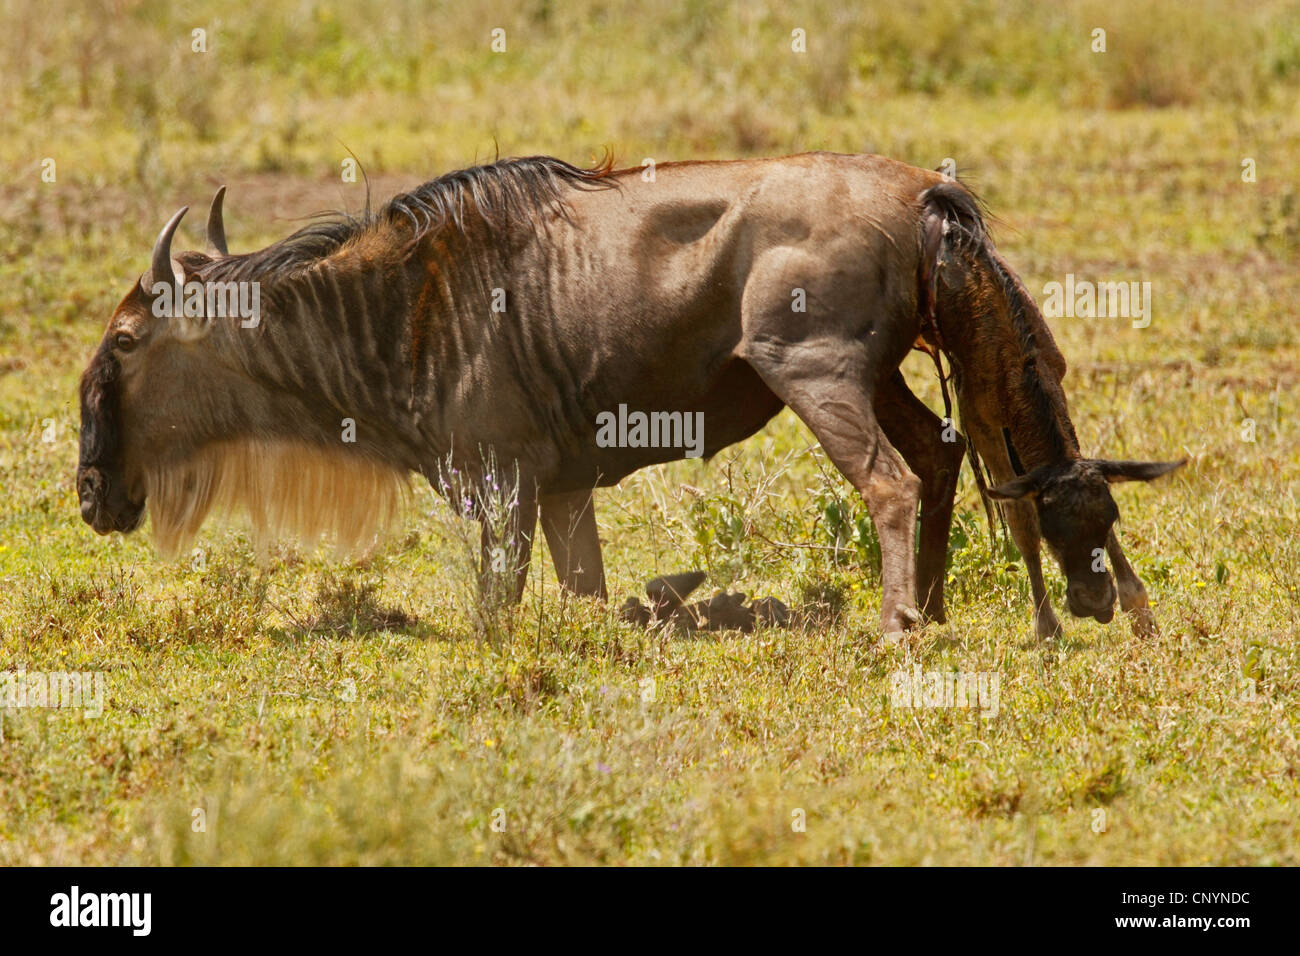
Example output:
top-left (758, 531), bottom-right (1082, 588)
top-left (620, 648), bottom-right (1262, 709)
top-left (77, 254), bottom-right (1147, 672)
top-left (540, 489), bottom-right (607, 599)
top-left (746, 351), bottom-right (921, 639)
top-left (876, 370), bottom-right (965, 623)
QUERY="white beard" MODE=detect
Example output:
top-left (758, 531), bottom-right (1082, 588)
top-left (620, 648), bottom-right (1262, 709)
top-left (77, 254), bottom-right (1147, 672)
top-left (143, 438), bottom-right (409, 558)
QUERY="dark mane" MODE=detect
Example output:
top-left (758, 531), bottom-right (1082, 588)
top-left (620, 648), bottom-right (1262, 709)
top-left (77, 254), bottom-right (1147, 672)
top-left (196, 154), bottom-right (616, 283)
top-left (980, 249), bottom-right (1079, 460)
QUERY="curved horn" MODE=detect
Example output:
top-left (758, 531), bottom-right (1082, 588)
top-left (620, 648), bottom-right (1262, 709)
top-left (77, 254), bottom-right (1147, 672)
top-left (206, 185), bottom-right (228, 255)
top-left (150, 206), bottom-right (189, 290)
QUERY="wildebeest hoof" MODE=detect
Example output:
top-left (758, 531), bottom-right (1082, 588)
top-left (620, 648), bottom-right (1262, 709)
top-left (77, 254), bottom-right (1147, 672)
top-left (1036, 612), bottom-right (1064, 641)
top-left (1127, 605), bottom-right (1159, 640)
top-left (882, 605), bottom-right (921, 636)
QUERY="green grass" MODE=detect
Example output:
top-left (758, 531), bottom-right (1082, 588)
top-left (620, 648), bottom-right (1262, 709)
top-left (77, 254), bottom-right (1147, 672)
top-left (1, 0), bottom-right (1299, 865)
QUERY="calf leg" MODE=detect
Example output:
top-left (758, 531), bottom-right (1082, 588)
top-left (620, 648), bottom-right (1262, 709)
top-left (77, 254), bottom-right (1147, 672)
top-left (963, 417), bottom-right (1062, 640)
top-left (540, 489), bottom-right (607, 598)
top-left (876, 369), bottom-right (965, 623)
top-left (1004, 499), bottom-right (1062, 640)
top-left (1107, 529), bottom-right (1157, 638)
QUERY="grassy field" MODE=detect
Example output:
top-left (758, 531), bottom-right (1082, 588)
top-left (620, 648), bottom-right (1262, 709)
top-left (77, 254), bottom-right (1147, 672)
top-left (1, 0), bottom-right (1299, 865)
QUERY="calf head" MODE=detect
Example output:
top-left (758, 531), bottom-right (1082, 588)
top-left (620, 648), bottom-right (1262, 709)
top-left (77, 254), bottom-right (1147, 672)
top-left (988, 458), bottom-right (1184, 622)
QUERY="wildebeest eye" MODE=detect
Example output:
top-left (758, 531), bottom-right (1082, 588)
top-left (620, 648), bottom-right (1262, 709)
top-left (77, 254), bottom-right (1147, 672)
top-left (114, 332), bottom-right (136, 352)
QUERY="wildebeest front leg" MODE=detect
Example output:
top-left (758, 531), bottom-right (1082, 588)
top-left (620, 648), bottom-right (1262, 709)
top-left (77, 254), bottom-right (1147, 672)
top-left (540, 489), bottom-right (606, 599)
top-left (1107, 529), bottom-right (1157, 638)
top-left (876, 370), bottom-right (965, 623)
top-left (479, 491), bottom-right (538, 604)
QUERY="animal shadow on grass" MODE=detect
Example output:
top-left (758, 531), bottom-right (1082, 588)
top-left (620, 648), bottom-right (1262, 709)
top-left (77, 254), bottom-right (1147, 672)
top-left (269, 574), bottom-right (441, 642)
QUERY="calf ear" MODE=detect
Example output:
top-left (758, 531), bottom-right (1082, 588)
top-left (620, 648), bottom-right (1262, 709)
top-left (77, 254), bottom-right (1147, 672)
top-left (987, 474), bottom-right (1039, 501)
top-left (1098, 459), bottom-right (1187, 484)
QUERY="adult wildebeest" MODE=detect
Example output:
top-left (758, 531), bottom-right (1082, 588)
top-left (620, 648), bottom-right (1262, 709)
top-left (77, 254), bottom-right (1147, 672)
top-left (77, 153), bottom-right (1183, 638)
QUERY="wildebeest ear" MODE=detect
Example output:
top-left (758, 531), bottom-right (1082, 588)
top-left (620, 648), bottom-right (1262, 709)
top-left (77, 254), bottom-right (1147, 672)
top-left (987, 474), bottom-right (1040, 501)
top-left (1097, 459), bottom-right (1187, 484)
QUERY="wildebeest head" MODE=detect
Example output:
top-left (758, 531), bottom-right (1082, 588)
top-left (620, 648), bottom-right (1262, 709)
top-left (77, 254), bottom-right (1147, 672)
top-left (988, 458), bottom-right (1184, 622)
top-left (77, 199), bottom-right (225, 538)
top-left (78, 190), bottom-right (409, 557)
